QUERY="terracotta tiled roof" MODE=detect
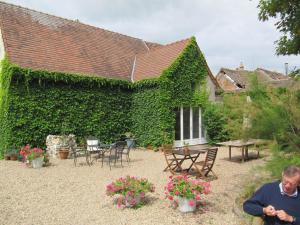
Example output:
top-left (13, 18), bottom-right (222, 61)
top-left (0, 1), bottom-right (217, 86)
top-left (217, 66), bottom-right (292, 91)
top-left (255, 68), bottom-right (288, 80)
top-left (0, 2), bottom-right (150, 80)
top-left (220, 68), bottom-right (251, 87)
top-left (133, 38), bottom-right (191, 81)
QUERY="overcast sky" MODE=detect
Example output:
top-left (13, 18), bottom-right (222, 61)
top-left (3, 0), bottom-right (300, 75)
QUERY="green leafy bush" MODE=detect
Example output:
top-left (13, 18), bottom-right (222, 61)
top-left (203, 103), bottom-right (229, 144)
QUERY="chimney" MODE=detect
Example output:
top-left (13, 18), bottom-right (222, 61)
top-left (284, 63), bottom-right (289, 76)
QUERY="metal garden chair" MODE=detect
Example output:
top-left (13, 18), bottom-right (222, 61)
top-left (107, 141), bottom-right (127, 170)
top-left (86, 136), bottom-right (103, 166)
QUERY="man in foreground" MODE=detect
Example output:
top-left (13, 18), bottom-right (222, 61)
top-left (243, 165), bottom-right (300, 225)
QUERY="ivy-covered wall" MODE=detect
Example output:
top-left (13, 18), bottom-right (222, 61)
top-left (0, 59), bottom-right (132, 155)
top-left (0, 37), bottom-right (220, 156)
top-left (131, 37), bottom-right (210, 147)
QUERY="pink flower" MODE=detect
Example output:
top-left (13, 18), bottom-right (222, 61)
top-left (188, 200), bottom-right (195, 207)
top-left (164, 175), bottom-right (211, 205)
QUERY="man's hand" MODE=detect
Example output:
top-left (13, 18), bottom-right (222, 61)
top-left (263, 205), bottom-right (276, 216)
top-left (276, 210), bottom-right (294, 222)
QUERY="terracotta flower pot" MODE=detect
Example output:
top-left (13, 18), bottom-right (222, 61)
top-left (183, 147), bottom-right (190, 155)
top-left (10, 154), bottom-right (18, 161)
top-left (4, 154), bottom-right (10, 160)
top-left (59, 149), bottom-right (69, 159)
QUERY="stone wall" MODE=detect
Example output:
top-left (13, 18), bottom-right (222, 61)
top-left (46, 135), bottom-right (76, 158)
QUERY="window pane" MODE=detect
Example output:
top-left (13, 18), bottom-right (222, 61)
top-left (193, 107), bottom-right (199, 138)
top-left (175, 108), bottom-right (181, 140)
top-left (201, 110), bottom-right (205, 138)
top-left (183, 107), bottom-right (190, 139)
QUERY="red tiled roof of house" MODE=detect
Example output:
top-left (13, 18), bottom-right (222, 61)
top-left (0, 1), bottom-right (218, 86)
top-left (0, 2), bottom-right (150, 80)
top-left (133, 38), bottom-right (191, 81)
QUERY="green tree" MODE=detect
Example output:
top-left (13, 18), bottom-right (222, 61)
top-left (258, 0), bottom-right (300, 55)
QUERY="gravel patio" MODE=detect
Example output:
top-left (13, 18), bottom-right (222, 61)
top-left (0, 147), bottom-right (266, 225)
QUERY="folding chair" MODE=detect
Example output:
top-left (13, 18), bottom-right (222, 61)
top-left (193, 148), bottom-right (218, 178)
top-left (162, 144), bottom-right (183, 174)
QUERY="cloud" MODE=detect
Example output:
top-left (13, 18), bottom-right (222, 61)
top-left (4, 0), bottom-right (300, 74)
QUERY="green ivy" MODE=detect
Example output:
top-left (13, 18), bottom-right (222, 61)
top-left (131, 37), bottom-right (212, 147)
top-left (0, 37), bottom-right (224, 156)
top-left (0, 57), bottom-right (14, 157)
top-left (0, 59), bottom-right (132, 156)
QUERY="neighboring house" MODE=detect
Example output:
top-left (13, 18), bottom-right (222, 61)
top-left (0, 2), bottom-right (220, 150)
top-left (216, 64), bottom-right (294, 92)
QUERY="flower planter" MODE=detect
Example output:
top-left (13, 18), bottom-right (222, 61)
top-left (4, 154), bottom-right (10, 160)
top-left (106, 176), bottom-right (155, 209)
top-left (32, 157), bottom-right (44, 169)
top-left (178, 197), bottom-right (196, 213)
top-left (183, 147), bottom-right (190, 155)
top-left (10, 154), bottom-right (18, 161)
top-left (59, 149), bottom-right (69, 159)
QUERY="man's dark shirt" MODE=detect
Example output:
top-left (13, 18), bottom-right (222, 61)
top-left (243, 181), bottom-right (300, 225)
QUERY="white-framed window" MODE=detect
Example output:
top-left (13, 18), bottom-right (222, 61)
top-left (174, 106), bottom-right (206, 147)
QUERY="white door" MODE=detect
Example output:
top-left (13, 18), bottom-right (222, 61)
top-left (174, 106), bottom-right (206, 147)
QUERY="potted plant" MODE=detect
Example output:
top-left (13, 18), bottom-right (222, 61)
top-left (164, 175), bottom-right (211, 213)
top-left (20, 145), bottom-right (45, 168)
top-left (20, 145), bottom-right (31, 165)
top-left (106, 175), bottom-right (155, 209)
top-left (4, 149), bottom-right (11, 160)
top-left (183, 142), bottom-right (190, 155)
top-left (58, 135), bottom-right (70, 159)
top-left (10, 149), bottom-right (19, 161)
top-left (27, 147), bottom-right (45, 169)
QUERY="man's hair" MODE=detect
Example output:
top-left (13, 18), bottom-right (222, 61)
top-left (283, 165), bottom-right (300, 177)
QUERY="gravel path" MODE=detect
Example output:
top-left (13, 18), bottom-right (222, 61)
top-left (0, 147), bottom-right (266, 225)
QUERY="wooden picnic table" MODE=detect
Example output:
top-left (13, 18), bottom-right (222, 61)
top-left (217, 139), bottom-right (269, 162)
top-left (171, 149), bottom-right (207, 173)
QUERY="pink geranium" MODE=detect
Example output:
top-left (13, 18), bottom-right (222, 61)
top-left (164, 175), bottom-right (211, 209)
top-left (188, 200), bottom-right (195, 207)
top-left (20, 145), bottom-right (44, 162)
top-left (106, 175), bottom-right (155, 209)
